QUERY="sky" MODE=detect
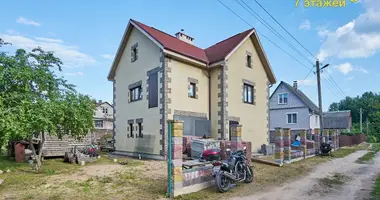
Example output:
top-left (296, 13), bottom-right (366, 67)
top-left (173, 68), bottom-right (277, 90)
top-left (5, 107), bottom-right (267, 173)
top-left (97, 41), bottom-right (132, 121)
top-left (0, 0), bottom-right (379, 111)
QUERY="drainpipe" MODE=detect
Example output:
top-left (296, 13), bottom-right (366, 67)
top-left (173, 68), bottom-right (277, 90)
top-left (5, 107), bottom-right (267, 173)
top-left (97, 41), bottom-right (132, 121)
top-left (268, 83), bottom-right (273, 137)
top-left (208, 71), bottom-right (211, 121)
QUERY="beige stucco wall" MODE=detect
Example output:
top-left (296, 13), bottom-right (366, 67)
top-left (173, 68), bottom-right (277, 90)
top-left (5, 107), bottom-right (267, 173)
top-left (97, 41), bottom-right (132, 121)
top-left (114, 27), bottom-right (162, 155)
top-left (168, 58), bottom-right (209, 120)
top-left (226, 37), bottom-right (270, 152)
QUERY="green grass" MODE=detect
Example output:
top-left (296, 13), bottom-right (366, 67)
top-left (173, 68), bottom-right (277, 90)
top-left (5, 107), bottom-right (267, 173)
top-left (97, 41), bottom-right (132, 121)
top-left (355, 143), bottom-right (380, 164)
top-left (356, 151), bottom-right (376, 163)
top-left (332, 144), bottom-right (369, 158)
top-left (318, 173), bottom-right (349, 188)
top-left (371, 174), bottom-right (380, 200)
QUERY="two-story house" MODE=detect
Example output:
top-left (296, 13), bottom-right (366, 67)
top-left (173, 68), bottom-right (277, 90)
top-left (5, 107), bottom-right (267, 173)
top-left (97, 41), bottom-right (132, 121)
top-left (107, 19), bottom-right (276, 160)
top-left (94, 100), bottom-right (114, 130)
top-left (269, 81), bottom-right (320, 132)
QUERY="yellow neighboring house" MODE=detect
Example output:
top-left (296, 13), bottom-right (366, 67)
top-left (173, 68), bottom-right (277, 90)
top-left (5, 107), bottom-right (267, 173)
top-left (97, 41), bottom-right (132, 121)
top-left (107, 19), bottom-right (276, 160)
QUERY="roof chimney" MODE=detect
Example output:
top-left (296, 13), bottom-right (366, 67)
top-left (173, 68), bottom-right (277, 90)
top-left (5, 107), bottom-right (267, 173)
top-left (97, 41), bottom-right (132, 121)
top-left (98, 100), bottom-right (102, 104)
top-left (175, 29), bottom-right (194, 45)
top-left (293, 81), bottom-right (298, 90)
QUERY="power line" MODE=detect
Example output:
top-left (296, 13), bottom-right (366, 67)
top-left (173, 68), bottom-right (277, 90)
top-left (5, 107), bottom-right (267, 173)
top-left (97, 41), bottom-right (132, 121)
top-left (252, 0), bottom-right (317, 60)
top-left (298, 66), bottom-right (315, 88)
top-left (322, 75), bottom-right (343, 98)
top-left (325, 73), bottom-right (347, 97)
top-left (236, 0), bottom-right (313, 65)
top-left (216, 0), bottom-right (312, 70)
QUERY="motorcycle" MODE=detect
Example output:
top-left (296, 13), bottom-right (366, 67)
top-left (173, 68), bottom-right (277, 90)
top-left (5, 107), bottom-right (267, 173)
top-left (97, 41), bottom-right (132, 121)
top-left (211, 146), bottom-right (254, 192)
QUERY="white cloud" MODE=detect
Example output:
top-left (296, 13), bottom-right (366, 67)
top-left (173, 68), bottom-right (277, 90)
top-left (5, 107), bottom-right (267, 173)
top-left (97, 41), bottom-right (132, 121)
top-left (333, 62), bottom-right (368, 75)
top-left (298, 78), bottom-right (316, 86)
top-left (47, 32), bottom-right (56, 36)
top-left (64, 72), bottom-right (84, 76)
top-left (347, 76), bottom-right (354, 80)
top-left (101, 54), bottom-right (114, 60)
top-left (299, 20), bottom-right (311, 31)
top-left (16, 17), bottom-right (41, 27)
top-left (334, 63), bottom-right (353, 74)
top-left (35, 37), bottom-right (63, 43)
top-left (317, 0), bottom-right (380, 62)
top-left (0, 33), bottom-right (95, 68)
top-left (6, 30), bottom-right (19, 35)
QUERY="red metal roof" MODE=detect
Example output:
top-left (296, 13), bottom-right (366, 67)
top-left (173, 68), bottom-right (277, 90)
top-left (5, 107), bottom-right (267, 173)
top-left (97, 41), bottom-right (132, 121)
top-left (131, 19), bottom-right (209, 63)
top-left (205, 29), bottom-right (253, 64)
top-left (131, 19), bottom-right (252, 65)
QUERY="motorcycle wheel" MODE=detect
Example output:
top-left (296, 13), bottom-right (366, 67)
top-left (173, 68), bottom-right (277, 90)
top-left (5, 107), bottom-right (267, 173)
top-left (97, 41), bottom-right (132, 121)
top-left (216, 172), bottom-right (230, 193)
top-left (244, 166), bottom-right (254, 183)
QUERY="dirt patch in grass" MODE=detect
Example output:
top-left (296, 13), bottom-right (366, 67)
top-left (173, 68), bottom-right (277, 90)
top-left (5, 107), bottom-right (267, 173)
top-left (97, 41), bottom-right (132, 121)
top-left (0, 155), bottom-right (165, 200)
top-left (306, 173), bottom-right (350, 196)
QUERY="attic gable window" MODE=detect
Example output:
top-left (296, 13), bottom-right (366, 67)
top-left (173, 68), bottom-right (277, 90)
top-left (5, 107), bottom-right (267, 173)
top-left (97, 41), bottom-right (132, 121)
top-left (278, 93), bottom-right (288, 104)
top-left (102, 107), bottom-right (108, 114)
top-left (131, 43), bottom-right (138, 62)
top-left (246, 51), bottom-right (253, 68)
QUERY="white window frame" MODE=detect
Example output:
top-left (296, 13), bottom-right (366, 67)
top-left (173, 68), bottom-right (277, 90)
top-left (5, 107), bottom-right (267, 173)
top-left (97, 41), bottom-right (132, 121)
top-left (278, 93), bottom-right (288, 105)
top-left (94, 120), bottom-right (104, 128)
top-left (286, 112), bottom-right (298, 124)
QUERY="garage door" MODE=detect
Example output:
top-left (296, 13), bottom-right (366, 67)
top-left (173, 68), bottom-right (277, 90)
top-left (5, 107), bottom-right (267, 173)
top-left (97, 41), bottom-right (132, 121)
top-left (173, 115), bottom-right (211, 137)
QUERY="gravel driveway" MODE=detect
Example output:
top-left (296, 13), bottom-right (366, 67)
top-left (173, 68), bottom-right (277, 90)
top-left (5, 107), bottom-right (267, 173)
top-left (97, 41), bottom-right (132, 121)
top-left (232, 150), bottom-right (380, 200)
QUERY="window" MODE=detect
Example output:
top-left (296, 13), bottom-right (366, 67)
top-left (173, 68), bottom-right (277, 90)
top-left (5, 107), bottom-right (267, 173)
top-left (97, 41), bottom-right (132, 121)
top-left (130, 86), bottom-right (142, 102)
top-left (189, 82), bottom-right (196, 98)
top-left (148, 72), bottom-right (158, 108)
top-left (278, 93), bottom-right (288, 104)
top-left (243, 84), bottom-right (254, 104)
top-left (94, 120), bottom-right (103, 128)
top-left (287, 113), bottom-right (297, 124)
top-left (131, 44), bottom-right (138, 62)
top-left (129, 123), bottom-right (133, 137)
top-left (247, 55), bottom-right (252, 68)
top-left (102, 107), bottom-right (108, 114)
top-left (138, 122), bottom-right (143, 138)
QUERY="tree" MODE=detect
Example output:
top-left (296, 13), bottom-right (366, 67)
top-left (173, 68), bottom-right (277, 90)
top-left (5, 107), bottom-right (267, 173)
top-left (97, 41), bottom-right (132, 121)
top-left (0, 39), bottom-right (95, 170)
top-left (328, 91), bottom-right (380, 143)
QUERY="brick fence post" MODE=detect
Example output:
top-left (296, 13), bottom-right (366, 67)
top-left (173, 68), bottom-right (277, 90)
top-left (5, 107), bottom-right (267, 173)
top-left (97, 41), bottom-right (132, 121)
top-left (330, 129), bottom-right (336, 150)
top-left (230, 124), bottom-right (242, 142)
top-left (314, 128), bottom-right (320, 153)
top-left (168, 120), bottom-right (184, 197)
top-left (283, 128), bottom-right (291, 164)
top-left (336, 129), bottom-right (340, 149)
top-left (274, 127), bottom-right (284, 165)
top-left (300, 129), bottom-right (307, 159)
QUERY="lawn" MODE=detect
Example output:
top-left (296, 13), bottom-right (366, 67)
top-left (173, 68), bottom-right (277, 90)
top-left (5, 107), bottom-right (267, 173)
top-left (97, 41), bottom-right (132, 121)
top-left (0, 144), bottom-right (369, 200)
top-left (0, 155), bottom-right (166, 200)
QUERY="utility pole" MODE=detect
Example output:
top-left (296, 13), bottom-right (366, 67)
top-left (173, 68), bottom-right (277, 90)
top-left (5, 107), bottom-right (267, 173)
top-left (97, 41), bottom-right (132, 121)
top-left (316, 60), bottom-right (324, 141)
top-left (316, 60), bottom-right (330, 142)
top-left (360, 108), bottom-right (363, 133)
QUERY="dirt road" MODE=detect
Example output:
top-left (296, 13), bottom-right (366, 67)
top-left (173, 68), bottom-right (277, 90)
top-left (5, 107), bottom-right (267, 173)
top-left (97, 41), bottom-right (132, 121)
top-left (232, 150), bottom-right (380, 200)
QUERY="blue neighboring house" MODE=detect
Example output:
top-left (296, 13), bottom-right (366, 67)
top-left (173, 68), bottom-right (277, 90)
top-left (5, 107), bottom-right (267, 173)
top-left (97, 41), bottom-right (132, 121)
top-left (269, 81), bottom-right (320, 132)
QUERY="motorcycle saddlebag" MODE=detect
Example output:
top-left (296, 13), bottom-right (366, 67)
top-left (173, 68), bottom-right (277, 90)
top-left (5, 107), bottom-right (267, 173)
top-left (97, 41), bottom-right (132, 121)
top-left (202, 148), bottom-right (221, 161)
